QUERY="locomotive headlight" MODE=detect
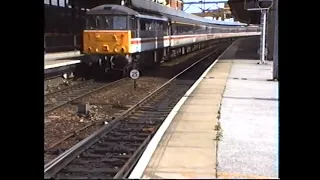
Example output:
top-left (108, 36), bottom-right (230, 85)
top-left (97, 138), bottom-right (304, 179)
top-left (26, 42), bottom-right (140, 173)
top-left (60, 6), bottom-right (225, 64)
top-left (112, 35), bottom-right (117, 41)
top-left (114, 48), bottom-right (119, 52)
top-left (121, 47), bottom-right (126, 53)
top-left (102, 45), bottom-right (109, 51)
top-left (88, 47), bottom-right (92, 52)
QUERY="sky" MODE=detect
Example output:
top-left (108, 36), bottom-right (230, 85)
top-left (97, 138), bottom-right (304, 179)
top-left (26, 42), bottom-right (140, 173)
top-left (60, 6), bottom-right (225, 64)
top-left (183, 0), bottom-right (235, 22)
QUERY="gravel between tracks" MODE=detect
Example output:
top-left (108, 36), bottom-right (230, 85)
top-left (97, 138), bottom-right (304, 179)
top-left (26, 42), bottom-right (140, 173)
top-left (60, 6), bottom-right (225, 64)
top-left (45, 79), bottom-right (85, 95)
top-left (44, 44), bottom-right (229, 164)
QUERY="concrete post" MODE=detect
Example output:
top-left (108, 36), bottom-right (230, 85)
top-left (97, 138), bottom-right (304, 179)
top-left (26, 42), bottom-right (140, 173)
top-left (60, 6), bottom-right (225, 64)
top-left (273, 0), bottom-right (278, 79)
top-left (267, 3), bottom-right (275, 60)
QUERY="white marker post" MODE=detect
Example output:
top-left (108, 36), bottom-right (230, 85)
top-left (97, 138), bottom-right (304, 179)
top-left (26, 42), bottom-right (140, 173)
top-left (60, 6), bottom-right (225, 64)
top-left (130, 69), bottom-right (140, 90)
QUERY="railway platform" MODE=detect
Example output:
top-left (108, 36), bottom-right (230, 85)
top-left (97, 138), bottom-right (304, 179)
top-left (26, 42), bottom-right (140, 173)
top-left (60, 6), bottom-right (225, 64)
top-left (44, 51), bottom-right (84, 78)
top-left (44, 59), bottom-right (80, 78)
top-left (44, 50), bottom-right (83, 61)
top-left (44, 59), bottom-right (80, 70)
top-left (129, 36), bottom-right (279, 179)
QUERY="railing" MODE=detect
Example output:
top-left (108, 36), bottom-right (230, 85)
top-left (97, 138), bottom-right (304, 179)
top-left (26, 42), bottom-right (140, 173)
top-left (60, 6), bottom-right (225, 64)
top-left (44, 33), bottom-right (82, 53)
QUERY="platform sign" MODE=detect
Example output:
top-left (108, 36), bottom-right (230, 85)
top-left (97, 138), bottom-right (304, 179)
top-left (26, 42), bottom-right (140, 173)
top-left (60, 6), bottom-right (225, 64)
top-left (130, 69), bottom-right (140, 90)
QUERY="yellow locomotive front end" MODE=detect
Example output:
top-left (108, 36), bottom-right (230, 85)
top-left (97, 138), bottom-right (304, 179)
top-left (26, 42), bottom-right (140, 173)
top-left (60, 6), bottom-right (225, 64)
top-left (83, 30), bottom-right (131, 55)
top-left (82, 5), bottom-right (138, 77)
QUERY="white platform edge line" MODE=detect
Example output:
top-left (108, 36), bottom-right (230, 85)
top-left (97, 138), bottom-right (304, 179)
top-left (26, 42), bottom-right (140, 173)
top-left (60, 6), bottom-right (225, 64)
top-left (44, 51), bottom-right (82, 60)
top-left (44, 60), bottom-right (81, 70)
top-left (128, 39), bottom-right (239, 179)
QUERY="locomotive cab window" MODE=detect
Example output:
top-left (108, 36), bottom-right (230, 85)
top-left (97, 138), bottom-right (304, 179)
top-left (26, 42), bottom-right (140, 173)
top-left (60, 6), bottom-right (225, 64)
top-left (86, 15), bottom-right (128, 30)
top-left (113, 16), bottom-right (127, 29)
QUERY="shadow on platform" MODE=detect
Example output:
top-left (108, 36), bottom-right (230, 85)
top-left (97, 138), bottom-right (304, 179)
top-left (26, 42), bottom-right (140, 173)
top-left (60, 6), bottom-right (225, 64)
top-left (219, 36), bottom-right (260, 60)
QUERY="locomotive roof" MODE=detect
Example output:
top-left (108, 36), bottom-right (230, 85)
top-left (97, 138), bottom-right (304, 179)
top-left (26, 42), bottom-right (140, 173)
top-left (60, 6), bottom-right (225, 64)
top-left (87, 4), bottom-right (139, 15)
top-left (87, 4), bottom-right (168, 21)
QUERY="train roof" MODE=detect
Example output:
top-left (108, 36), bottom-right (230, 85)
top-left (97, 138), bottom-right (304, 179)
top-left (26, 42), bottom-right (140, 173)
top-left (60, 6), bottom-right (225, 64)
top-left (87, 4), bottom-right (168, 21)
top-left (130, 0), bottom-right (245, 27)
top-left (88, 3), bottom-right (246, 27)
top-left (87, 5), bottom-right (138, 16)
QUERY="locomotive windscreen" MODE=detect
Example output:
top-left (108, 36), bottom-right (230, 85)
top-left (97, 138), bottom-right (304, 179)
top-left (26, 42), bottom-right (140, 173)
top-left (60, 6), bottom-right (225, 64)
top-left (86, 15), bottom-right (128, 30)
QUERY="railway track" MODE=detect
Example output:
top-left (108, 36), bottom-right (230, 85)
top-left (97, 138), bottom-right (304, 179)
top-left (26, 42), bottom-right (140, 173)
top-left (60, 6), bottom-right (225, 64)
top-left (44, 46), bottom-right (225, 179)
top-left (44, 79), bottom-right (126, 114)
top-left (45, 74), bottom-right (62, 81)
top-left (45, 80), bottom-right (93, 96)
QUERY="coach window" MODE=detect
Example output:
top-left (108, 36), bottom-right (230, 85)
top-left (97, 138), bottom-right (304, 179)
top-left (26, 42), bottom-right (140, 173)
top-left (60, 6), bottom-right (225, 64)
top-left (177, 25), bottom-right (182, 34)
top-left (159, 22), bottom-right (164, 33)
top-left (140, 19), bottom-right (146, 30)
top-left (154, 20), bottom-right (165, 36)
top-left (216, 28), bottom-right (221, 33)
top-left (177, 25), bottom-right (181, 34)
top-left (191, 25), bottom-right (195, 34)
top-left (163, 22), bottom-right (168, 35)
top-left (172, 24), bottom-right (178, 35)
top-left (194, 25), bottom-right (200, 34)
top-left (154, 21), bottom-right (159, 31)
top-left (230, 29), bottom-right (236, 33)
top-left (147, 21), bottom-right (154, 31)
top-left (195, 26), bottom-right (204, 34)
top-left (140, 18), bottom-right (154, 37)
top-left (211, 27), bottom-right (216, 33)
top-left (178, 25), bottom-right (184, 34)
top-left (206, 27), bottom-right (210, 33)
top-left (180, 25), bottom-right (186, 34)
top-left (185, 24), bottom-right (194, 34)
top-left (177, 24), bottom-right (192, 35)
top-left (140, 18), bottom-right (153, 30)
top-left (154, 21), bottom-right (159, 32)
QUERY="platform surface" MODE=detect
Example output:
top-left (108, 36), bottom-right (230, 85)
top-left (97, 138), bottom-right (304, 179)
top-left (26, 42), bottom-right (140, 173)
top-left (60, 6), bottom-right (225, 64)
top-left (44, 50), bottom-right (82, 61)
top-left (44, 59), bottom-right (80, 70)
top-left (217, 49), bottom-right (278, 178)
top-left (129, 36), bottom-right (278, 179)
